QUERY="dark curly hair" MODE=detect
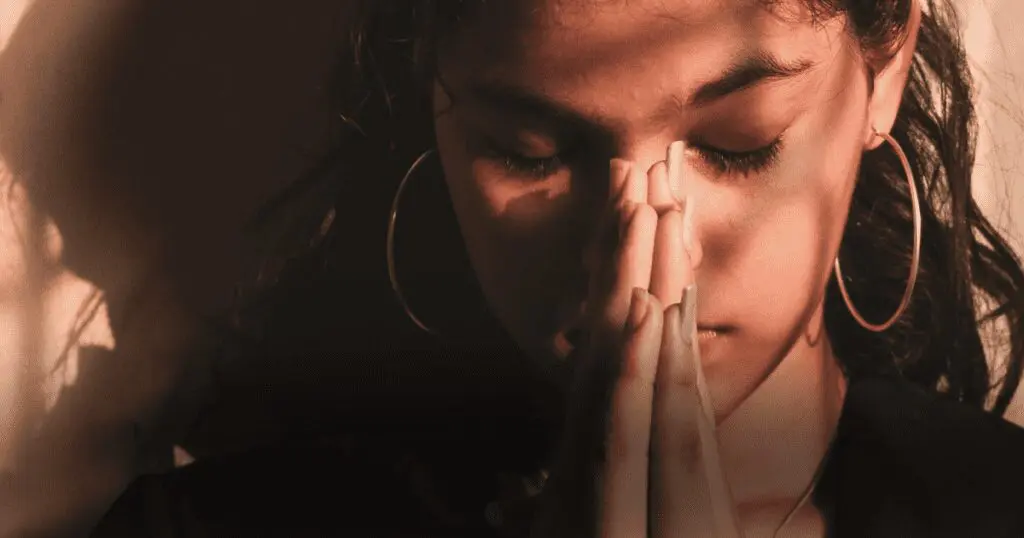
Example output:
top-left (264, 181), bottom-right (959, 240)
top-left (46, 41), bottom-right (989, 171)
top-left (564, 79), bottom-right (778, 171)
top-left (242, 0), bottom-right (1024, 418)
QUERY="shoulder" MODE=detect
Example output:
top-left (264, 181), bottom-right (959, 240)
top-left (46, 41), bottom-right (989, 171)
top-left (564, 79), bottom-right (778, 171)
top-left (842, 375), bottom-right (1024, 466)
top-left (828, 375), bottom-right (1024, 536)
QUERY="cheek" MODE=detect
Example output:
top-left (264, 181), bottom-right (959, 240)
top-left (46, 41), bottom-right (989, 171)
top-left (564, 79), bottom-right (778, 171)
top-left (719, 190), bottom-right (845, 344)
top-left (434, 115), bottom-right (586, 351)
top-left (703, 49), bottom-right (868, 356)
top-left (702, 104), bottom-right (864, 360)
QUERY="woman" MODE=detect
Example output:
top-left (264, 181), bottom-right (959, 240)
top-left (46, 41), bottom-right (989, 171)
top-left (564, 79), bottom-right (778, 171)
top-left (87, 0), bottom-right (1024, 536)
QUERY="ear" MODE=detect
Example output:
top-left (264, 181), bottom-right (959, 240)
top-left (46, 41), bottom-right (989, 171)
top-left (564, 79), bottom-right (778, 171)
top-left (864, 0), bottom-right (922, 150)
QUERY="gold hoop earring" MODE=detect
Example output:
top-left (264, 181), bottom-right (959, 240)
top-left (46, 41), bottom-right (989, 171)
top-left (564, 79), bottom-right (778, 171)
top-left (387, 149), bottom-right (438, 335)
top-left (833, 129), bottom-right (922, 332)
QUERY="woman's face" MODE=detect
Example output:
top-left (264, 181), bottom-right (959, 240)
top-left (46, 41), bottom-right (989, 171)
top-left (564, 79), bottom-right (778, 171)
top-left (433, 0), bottom-right (877, 413)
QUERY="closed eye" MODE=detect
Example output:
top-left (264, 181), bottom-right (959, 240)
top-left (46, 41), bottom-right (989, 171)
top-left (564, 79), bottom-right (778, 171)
top-left (485, 137), bottom-right (784, 181)
top-left (495, 153), bottom-right (566, 179)
top-left (690, 136), bottom-right (783, 177)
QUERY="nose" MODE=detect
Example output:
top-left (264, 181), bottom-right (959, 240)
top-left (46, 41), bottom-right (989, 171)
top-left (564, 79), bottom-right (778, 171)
top-left (618, 138), bottom-right (704, 270)
top-left (579, 137), bottom-right (688, 263)
top-left (623, 134), bottom-right (681, 170)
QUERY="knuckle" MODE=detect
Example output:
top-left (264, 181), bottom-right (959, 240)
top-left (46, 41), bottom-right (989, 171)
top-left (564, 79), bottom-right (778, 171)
top-left (597, 304), bottom-right (625, 337)
top-left (633, 203), bottom-right (658, 225)
top-left (677, 427), bottom-right (703, 468)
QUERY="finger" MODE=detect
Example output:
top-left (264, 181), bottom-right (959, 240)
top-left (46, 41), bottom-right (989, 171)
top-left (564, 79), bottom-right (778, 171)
top-left (593, 203), bottom-right (657, 346)
top-left (649, 207), bottom-right (689, 308)
top-left (651, 299), bottom-right (711, 537)
top-left (622, 160), bottom-right (649, 206)
top-left (587, 200), bottom-right (633, 337)
top-left (667, 141), bottom-right (703, 270)
top-left (646, 160), bottom-right (680, 215)
top-left (652, 288), bottom-right (742, 538)
top-left (600, 288), bottom-right (663, 538)
top-left (686, 293), bottom-right (742, 537)
top-left (666, 141), bottom-right (686, 203)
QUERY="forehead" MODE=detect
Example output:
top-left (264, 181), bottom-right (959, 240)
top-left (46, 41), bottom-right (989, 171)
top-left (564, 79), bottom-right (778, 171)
top-left (441, 0), bottom-right (824, 64)
top-left (438, 0), bottom-right (850, 124)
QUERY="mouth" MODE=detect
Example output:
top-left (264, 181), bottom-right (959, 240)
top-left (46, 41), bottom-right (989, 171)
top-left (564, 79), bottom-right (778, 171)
top-left (555, 324), bottom-right (731, 357)
top-left (697, 326), bottom-right (728, 341)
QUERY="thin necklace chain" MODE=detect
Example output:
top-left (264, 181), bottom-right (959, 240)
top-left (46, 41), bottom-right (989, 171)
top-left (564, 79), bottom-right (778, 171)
top-left (493, 404), bottom-right (842, 537)
top-left (493, 431), bottom-right (837, 538)
top-left (769, 428), bottom-right (839, 538)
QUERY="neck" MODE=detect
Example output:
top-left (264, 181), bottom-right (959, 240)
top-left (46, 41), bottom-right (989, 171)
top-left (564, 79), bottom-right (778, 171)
top-left (716, 313), bottom-right (847, 511)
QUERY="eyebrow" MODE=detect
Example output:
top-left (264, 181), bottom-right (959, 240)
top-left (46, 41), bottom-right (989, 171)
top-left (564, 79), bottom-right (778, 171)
top-left (689, 50), bottom-right (814, 106)
top-left (464, 50), bottom-right (815, 126)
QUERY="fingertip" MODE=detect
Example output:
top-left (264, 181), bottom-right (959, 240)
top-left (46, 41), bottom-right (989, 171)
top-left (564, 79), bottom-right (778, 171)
top-left (682, 284), bottom-right (698, 333)
top-left (662, 301), bottom-right (683, 325)
top-left (667, 140), bottom-right (687, 203)
top-left (610, 158), bottom-right (632, 175)
top-left (648, 160), bottom-right (669, 188)
top-left (626, 287), bottom-right (650, 330)
top-left (645, 291), bottom-right (664, 322)
top-left (659, 302), bottom-right (684, 357)
top-left (630, 289), bottom-right (663, 333)
top-left (668, 140), bottom-right (686, 162)
top-left (647, 160), bottom-right (677, 212)
top-left (624, 161), bottom-right (648, 203)
top-left (634, 292), bottom-right (664, 370)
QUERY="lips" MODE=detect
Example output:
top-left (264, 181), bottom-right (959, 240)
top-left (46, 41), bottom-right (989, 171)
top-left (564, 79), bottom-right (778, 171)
top-left (557, 323), bottom-right (731, 354)
top-left (697, 326), bottom-right (731, 340)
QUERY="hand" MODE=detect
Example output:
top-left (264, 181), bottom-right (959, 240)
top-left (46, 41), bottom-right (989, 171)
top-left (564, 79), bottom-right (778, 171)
top-left (534, 145), bottom-right (742, 537)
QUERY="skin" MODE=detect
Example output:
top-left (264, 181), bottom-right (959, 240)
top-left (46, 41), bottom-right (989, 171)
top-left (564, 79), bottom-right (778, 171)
top-left (432, 0), bottom-right (920, 532)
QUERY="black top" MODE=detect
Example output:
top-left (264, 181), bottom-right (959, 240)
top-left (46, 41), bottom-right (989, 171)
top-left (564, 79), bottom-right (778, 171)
top-left (90, 373), bottom-right (1024, 538)
top-left (816, 376), bottom-right (1024, 537)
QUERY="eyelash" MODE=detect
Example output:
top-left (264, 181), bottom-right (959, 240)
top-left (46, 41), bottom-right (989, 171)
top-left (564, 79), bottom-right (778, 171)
top-left (491, 137), bottom-right (783, 180)
top-left (691, 137), bottom-right (784, 176)
top-left (495, 153), bottom-right (567, 179)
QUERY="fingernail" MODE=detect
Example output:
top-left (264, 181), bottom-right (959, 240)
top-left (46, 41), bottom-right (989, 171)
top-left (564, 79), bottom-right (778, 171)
top-left (667, 141), bottom-right (686, 204)
top-left (681, 284), bottom-right (698, 342)
top-left (627, 287), bottom-right (650, 330)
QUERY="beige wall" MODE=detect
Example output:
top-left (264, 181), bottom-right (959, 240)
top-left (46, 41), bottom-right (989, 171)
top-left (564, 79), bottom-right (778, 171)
top-left (0, 1), bottom-right (353, 533)
top-left (964, 0), bottom-right (1024, 253)
top-left (961, 0), bottom-right (1024, 421)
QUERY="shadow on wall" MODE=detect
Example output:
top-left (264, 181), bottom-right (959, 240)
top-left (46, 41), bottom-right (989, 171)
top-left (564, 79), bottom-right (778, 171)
top-left (0, 0), bottom-right (356, 533)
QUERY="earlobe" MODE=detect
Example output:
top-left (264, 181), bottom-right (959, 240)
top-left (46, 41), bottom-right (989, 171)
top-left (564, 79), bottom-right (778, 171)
top-left (864, 0), bottom-right (922, 150)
